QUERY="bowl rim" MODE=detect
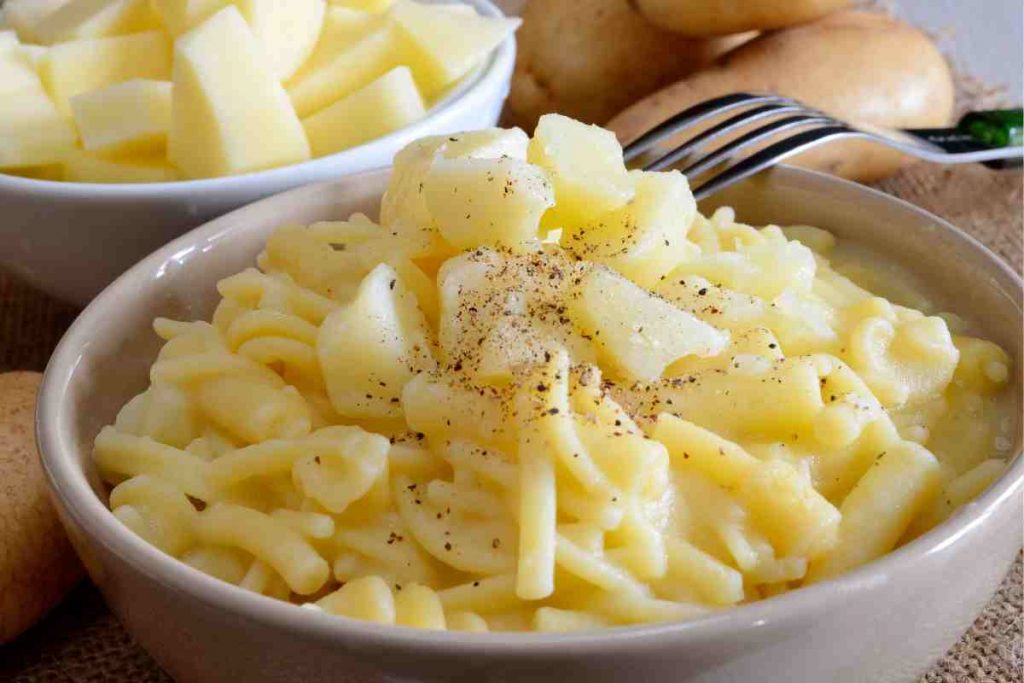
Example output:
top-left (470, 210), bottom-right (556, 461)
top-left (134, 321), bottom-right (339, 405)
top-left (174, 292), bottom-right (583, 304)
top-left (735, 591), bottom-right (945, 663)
top-left (37, 165), bottom-right (1024, 656)
top-left (0, 0), bottom-right (515, 196)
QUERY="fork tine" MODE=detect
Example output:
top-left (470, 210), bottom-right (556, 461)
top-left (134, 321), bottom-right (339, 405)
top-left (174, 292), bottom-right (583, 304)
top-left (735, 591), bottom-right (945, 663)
top-left (692, 125), bottom-right (856, 200)
top-left (641, 103), bottom-right (815, 172)
top-left (622, 93), bottom-right (797, 162)
top-left (680, 114), bottom-right (834, 177)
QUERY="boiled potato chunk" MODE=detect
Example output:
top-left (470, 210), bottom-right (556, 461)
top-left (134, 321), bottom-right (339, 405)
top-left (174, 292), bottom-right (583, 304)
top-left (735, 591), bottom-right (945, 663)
top-left (390, 0), bottom-right (519, 97)
top-left (287, 24), bottom-right (398, 117)
top-left (303, 66), bottom-right (425, 158)
top-left (149, 0), bottom-right (229, 35)
top-left (563, 170), bottom-right (697, 288)
top-left (235, 0), bottom-right (325, 81)
top-left (40, 30), bottom-right (171, 115)
top-left (329, 0), bottom-right (394, 12)
top-left (568, 266), bottom-right (729, 381)
top-left (4, 0), bottom-right (73, 41)
top-left (70, 79), bottom-right (171, 155)
top-left (0, 88), bottom-right (77, 169)
top-left (32, 0), bottom-right (159, 45)
top-left (380, 127), bottom-right (530, 258)
top-left (423, 156), bottom-right (554, 252)
top-left (317, 263), bottom-right (436, 419)
top-left (168, 6), bottom-right (310, 179)
top-left (527, 114), bottom-right (633, 227)
top-left (0, 46), bottom-right (45, 96)
top-left (63, 149), bottom-right (178, 182)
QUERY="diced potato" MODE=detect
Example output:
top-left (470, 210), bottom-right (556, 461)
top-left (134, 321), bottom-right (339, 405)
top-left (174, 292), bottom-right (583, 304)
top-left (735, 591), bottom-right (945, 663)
top-left (328, 0), bottom-right (394, 12)
top-left (19, 44), bottom-right (48, 68)
top-left (40, 30), bottom-right (172, 116)
top-left (564, 170), bottom-right (697, 288)
top-left (568, 266), bottom-right (730, 382)
top-left (70, 79), bottom-right (171, 155)
top-left (0, 30), bottom-right (18, 51)
top-left (234, 0), bottom-right (325, 81)
top-left (149, 0), bottom-right (229, 35)
top-left (289, 6), bottom-right (380, 81)
top-left (287, 24), bottom-right (399, 117)
top-left (528, 114), bottom-right (633, 227)
top-left (32, 0), bottom-right (159, 45)
top-left (390, 0), bottom-right (519, 97)
top-left (0, 72), bottom-right (77, 168)
top-left (423, 156), bottom-right (554, 251)
top-left (63, 149), bottom-right (178, 182)
top-left (317, 263), bottom-right (436, 419)
top-left (380, 127), bottom-right (529, 257)
top-left (303, 66), bottom-right (425, 157)
top-left (4, 0), bottom-right (72, 41)
top-left (168, 6), bottom-right (310, 179)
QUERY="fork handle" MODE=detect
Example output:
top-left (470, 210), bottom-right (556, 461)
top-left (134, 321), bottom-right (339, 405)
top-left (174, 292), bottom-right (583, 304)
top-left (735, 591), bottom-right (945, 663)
top-left (908, 108), bottom-right (1023, 170)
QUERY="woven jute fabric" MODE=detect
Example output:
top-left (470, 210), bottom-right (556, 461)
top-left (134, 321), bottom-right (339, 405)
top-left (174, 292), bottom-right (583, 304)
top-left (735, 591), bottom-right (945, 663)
top-left (0, 160), bottom-right (1021, 681)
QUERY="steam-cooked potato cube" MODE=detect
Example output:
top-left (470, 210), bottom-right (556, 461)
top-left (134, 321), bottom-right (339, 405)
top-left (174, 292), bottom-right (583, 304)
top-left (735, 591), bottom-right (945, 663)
top-left (235, 0), bottom-right (325, 81)
top-left (0, 53), bottom-right (76, 168)
top-left (317, 263), bottom-right (436, 419)
top-left (32, 0), bottom-right (159, 45)
top-left (564, 170), bottom-right (697, 288)
top-left (303, 66), bottom-right (425, 157)
top-left (287, 24), bottom-right (398, 117)
top-left (329, 0), bottom-right (393, 12)
top-left (423, 156), bottom-right (554, 251)
top-left (70, 79), bottom-right (171, 155)
top-left (39, 30), bottom-right (171, 115)
top-left (568, 266), bottom-right (729, 381)
top-left (168, 7), bottom-right (310, 179)
top-left (63, 150), bottom-right (178, 183)
top-left (380, 127), bottom-right (529, 257)
top-left (292, 6), bottom-right (380, 79)
top-left (528, 113), bottom-right (633, 227)
top-left (390, 0), bottom-right (519, 97)
top-left (149, 0), bottom-right (228, 34)
top-left (4, 0), bottom-right (72, 41)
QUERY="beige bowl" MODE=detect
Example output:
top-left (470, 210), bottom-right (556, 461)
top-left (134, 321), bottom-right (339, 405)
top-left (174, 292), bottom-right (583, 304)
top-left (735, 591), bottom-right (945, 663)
top-left (38, 167), bottom-right (1022, 682)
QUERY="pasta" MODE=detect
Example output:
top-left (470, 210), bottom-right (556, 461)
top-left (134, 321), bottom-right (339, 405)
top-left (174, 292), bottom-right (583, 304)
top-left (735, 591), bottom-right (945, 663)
top-left (95, 117), bottom-right (1015, 632)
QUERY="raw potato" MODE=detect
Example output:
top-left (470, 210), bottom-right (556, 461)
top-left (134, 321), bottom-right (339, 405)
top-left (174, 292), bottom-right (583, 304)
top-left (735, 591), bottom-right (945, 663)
top-left (0, 372), bottom-right (83, 642)
top-left (506, 0), bottom-right (750, 130)
top-left (607, 11), bottom-right (955, 183)
top-left (633, 0), bottom-right (852, 37)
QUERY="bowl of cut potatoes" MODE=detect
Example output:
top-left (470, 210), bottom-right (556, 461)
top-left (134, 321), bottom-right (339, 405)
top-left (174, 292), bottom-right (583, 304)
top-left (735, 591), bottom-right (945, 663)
top-left (0, 0), bottom-right (517, 304)
top-left (38, 117), bottom-right (1021, 683)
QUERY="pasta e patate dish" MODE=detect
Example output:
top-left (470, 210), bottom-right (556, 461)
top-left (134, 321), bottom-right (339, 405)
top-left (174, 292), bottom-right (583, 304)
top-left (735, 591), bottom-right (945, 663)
top-left (94, 115), bottom-right (1015, 633)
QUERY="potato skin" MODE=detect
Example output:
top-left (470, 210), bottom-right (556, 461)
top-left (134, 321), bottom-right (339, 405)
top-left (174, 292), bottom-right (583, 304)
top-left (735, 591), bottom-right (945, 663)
top-left (0, 371), bottom-right (83, 643)
top-left (607, 12), bottom-right (955, 183)
top-left (506, 0), bottom-right (751, 131)
top-left (633, 0), bottom-right (853, 37)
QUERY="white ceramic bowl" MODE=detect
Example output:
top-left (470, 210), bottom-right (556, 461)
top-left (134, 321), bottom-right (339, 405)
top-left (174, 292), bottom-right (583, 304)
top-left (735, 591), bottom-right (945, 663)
top-left (38, 167), bottom-right (1023, 683)
top-left (0, 0), bottom-right (514, 306)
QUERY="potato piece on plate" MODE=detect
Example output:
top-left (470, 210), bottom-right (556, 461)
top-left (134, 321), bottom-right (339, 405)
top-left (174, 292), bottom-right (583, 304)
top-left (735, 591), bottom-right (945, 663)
top-left (287, 24), bottom-right (399, 117)
top-left (4, 0), bottom-right (72, 41)
top-left (304, 66), bottom-right (425, 158)
top-left (32, 0), bottom-right (159, 45)
top-left (506, 0), bottom-right (749, 129)
top-left (149, 0), bottom-right (229, 35)
top-left (317, 263), bottom-right (436, 419)
top-left (380, 128), bottom-right (530, 258)
top-left (40, 30), bottom-right (171, 115)
top-left (329, 0), bottom-right (394, 12)
top-left (168, 6), bottom-right (310, 179)
top-left (527, 113), bottom-right (633, 228)
top-left (234, 0), bottom-right (325, 81)
top-left (423, 156), bottom-right (554, 252)
top-left (568, 266), bottom-right (729, 382)
top-left (390, 0), bottom-right (519, 97)
top-left (608, 11), bottom-right (955, 183)
top-left (0, 54), bottom-right (76, 169)
top-left (71, 79), bottom-right (171, 155)
top-left (63, 149), bottom-right (178, 183)
top-left (563, 171), bottom-right (697, 289)
top-left (633, 0), bottom-right (852, 37)
top-left (293, 7), bottom-right (381, 79)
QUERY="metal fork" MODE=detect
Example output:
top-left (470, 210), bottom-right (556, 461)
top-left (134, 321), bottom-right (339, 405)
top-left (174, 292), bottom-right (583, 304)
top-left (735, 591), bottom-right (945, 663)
top-left (622, 93), bottom-right (1024, 200)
